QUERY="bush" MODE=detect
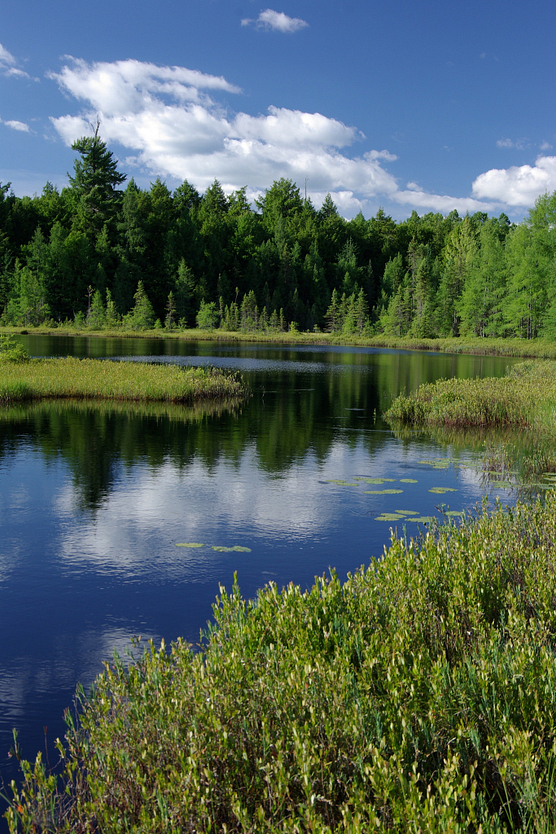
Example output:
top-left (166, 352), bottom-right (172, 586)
top-left (0, 334), bottom-right (29, 363)
top-left (8, 492), bottom-right (556, 832)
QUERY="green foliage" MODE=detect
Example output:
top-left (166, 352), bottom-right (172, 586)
top-left (86, 288), bottom-right (106, 329)
top-left (0, 356), bottom-right (246, 404)
top-left (124, 281), bottom-right (155, 330)
top-left (69, 121), bottom-right (126, 235)
top-left (196, 300), bottom-right (218, 330)
top-left (0, 334), bottom-right (29, 362)
top-left (6, 135), bottom-right (556, 340)
top-left (10, 493), bottom-right (556, 831)
top-left (385, 359), bottom-right (556, 430)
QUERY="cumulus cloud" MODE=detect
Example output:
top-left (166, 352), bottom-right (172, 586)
top-left (49, 57), bottom-right (401, 203)
top-left (394, 188), bottom-right (496, 214)
top-left (49, 56), bottom-right (511, 217)
top-left (472, 155), bottom-right (556, 206)
top-left (0, 43), bottom-right (16, 67)
top-left (241, 9), bottom-right (308, 33)
top-left (1, 118), bottom-right (30, 132)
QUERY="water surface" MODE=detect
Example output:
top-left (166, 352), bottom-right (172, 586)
top-left (0, 337), bottom-right (523, 807)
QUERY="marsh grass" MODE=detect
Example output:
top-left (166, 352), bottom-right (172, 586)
top-left (0, 357), bottom-right (246, 405)
top-left (8, 493), bottom-right (556, 832)
top-left (385, 360), bottom-right (556, 431)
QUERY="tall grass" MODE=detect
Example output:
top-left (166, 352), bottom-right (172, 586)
top-left (385, 360), bottom-right (556, 430)
top-left (7, 492), bottom-right (556, 832)
top-left (0, 357), bottom-right (247, 405)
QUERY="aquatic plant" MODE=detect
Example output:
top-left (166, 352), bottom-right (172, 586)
top-left (0, 357), bottom-right (247, 405)
top-left (386, 360), bottom-right (556, 431)
top-left (9, 492), bottom-right (556, 831)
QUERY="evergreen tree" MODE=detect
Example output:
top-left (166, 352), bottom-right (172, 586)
top-left (124, 281), bottom-right (155, 330)
top-left (87, 288), bottom-right (106, 329)
top-left (437, 216), bottom-right (477, 336)
top-left (69, 122), bottom-right (126, 235)
top-left (458, 221), bottom-right (506, 337)
top-left (196, 300), bottom-right (218, 330)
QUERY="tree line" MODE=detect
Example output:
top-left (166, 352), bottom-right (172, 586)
top-left (1, 127), bottom-right (556, 339)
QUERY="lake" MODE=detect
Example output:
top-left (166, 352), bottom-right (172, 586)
top-left (0, 336), bottom-right (524, 810)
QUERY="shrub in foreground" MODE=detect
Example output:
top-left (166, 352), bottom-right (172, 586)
top-left (7, 493), bottom-right (556, 832)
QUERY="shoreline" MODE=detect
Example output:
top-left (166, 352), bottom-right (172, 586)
top-left (4, 324), bottom-right (556, 360)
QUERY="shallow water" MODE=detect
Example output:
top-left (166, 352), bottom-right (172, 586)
top-left (0, 337), bottom-right (524, 809)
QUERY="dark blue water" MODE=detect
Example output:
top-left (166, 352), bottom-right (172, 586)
top-left (0, 337), bottom-right (522, 817)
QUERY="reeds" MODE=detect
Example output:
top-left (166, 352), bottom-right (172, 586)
top-left (8, 492), bottom-right (556, 832)
top-left (385, 360), bottom-right (556, 430)
top-left (0, 357), bottom-right (247, 405)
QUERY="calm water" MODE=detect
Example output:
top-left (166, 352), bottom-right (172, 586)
top-left (0, 337), bottom-right (523, 809)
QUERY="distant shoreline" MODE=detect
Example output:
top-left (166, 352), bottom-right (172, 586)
top-left (3, 324), bottom-right (556, 360)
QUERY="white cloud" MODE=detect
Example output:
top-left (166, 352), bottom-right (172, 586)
top-left (394, 188), bottom-right (496, 214)
top-left (0, 42), bottom-right (31, 79)
top-left (49, 57), bottom-right (401, 202)
top-left (0, 43), bottom-right (16, 67)
top-left (472, 155), bottom-right (556, 206)
top-left (496, 137), bottom-right (528, 150)
top-left (241, 9), bottom-right (308, 33)
top-left (2, 118), bottom-right (30, 132)
top-left (49, 57), bottom-right (516, 218)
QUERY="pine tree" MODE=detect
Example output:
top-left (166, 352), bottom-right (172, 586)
top-left (69, 122), bottom-right (126, 235)
top-left (125, 281), bottom-right (154, 330)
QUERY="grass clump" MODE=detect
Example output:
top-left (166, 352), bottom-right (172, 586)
top-left (8, 493), bottom-right (556, 832)
top-left (385, 359), bottom-right (556, 430)
top-left (0, 356), bottom-right (246, 405)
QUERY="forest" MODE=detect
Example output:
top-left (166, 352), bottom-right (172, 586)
top-left (2, 128), bottom-right (556, 340)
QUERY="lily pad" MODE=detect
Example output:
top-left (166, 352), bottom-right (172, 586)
top-left (176, 542), bottom-right (204, 548)
top-left (375, 513), bottom-right (405, 521)
top-left (364, 488), bottom-right (404, 495)
top-left (354, 477), bottom-right (397, 484)
top-left (396, 510), bottom-right (420, 516)
top-left (409, 516), bottom-right (436, 524)
top-left (211, 545), bottom-right (252, 552)
top-left (400, 478), bottom-right (418, 483)
top-left (326, 479), bottom-right (359, 486)
top-left (445, 510), bottom-right (464, 517)
top-left (419, 459), bottom-right (451, 468)
top-left (489, 481), bottom-right (514, 489)
top-left (429, 487), bottom-right (458, 494)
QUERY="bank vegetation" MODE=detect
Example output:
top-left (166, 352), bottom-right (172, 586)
top-left (6, 490), bottom-right (556, 832)
top-left (0, 336), bottom-right (246, 405)
top-left (385, 359), bottom-right (556, 431)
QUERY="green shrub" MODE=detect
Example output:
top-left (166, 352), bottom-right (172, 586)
top-left (8, 492), bottom-right (556, 832)
top-left (0, 334), bottom-right (29, 363)
top-left (385, 360), bottom-right (556, 431)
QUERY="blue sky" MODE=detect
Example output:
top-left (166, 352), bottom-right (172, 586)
top-left (1, 0), bottom-right (555, 220)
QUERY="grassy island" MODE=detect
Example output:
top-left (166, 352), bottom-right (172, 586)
top-left (385, 359), bottom-right (556, 431)
top-left (0, 352), bottom-right (246, 405)
top-left (7, 491), bottom-right (556, 833)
